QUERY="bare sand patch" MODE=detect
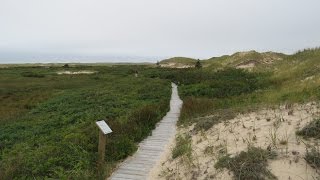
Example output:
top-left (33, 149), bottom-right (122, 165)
top-left (56, 70), bottom-right (97, 75)
top-left (152, 102), bottom-right (320, 179)
top-left (236, 62), bottom-right (256, 70)
top-left (160, 63), bottom-right (194, 69)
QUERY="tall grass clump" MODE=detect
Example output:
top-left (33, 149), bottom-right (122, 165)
top-left (172, 134), bottom-right (192, 160)
top-left (179, 97), bottom-right (214, 125)
top-left (193, 109), bottom-right (236, 132)
top-left (296, 118), bottom-right (320, 139)
top-left (296, 118), bottom-right (320, 171)
top-left (305, 146), bottom-right (320, 169)
top-left (215, 146), bottom-right (277, 180)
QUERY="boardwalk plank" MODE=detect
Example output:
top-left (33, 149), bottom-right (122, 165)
top-left (109, 83), bottom-right (182, 180)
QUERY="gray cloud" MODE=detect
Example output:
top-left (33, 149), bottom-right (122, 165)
top-left (1, 0), bottom-right (320, 63)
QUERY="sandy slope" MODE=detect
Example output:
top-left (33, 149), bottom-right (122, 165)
top-left (151, 102), bottom-right (320, 180)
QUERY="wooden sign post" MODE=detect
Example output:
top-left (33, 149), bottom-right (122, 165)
top-left (96, 120), bottom-right (112, 167)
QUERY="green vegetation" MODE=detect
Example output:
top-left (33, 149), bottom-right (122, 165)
top-left (296, 118), bottom-right (320, 139)
top-left (146, 48), bottom-right (320, 130)
top-left (195, 59), bottom-right (202, 68)
top-left (296, 118), bottom-right (320, 170)
top-left (145, 68), bottom-right (269, 97)
top-left (215, 146), bottom-right (277, 180)
top-left (205, 51), bottom-right (285, 69)
top-left (305, 146), bottom-right (320, 169)
top-left (172, 134), bottom-right (192, 160)
top-left (192, 109), bottom-right (236, 132)
top-left (153, 48), bottom-right (320, 180)
top-left (21, 71), bottom-right (46, 78)
top-left (2, 47), bottom-right (320, 179)
top-left (144, 67), bottom-right (270, 127)
top-left (0, 65), bottom-right (171, 179)
top-left (160, 57), bottom-right (196, 65)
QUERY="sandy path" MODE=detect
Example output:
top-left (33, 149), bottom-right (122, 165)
top-left (109, 83), bottom-right (183, 180)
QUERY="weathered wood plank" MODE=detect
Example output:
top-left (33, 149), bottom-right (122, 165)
top-left (109, 83), bottom-right (182, 180)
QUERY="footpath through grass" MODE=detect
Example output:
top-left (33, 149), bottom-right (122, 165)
top-left (0, 65), bottom-right (171, 179)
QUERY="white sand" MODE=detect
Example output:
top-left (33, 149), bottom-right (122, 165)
top-left (160, 63), bottom-right (193, 69)
top-left (236, 62), bottom-right (256, 69)
top-left (57, 70), bottom-right (97, 75)
top-left (152, 102), bottom-right (320, 179)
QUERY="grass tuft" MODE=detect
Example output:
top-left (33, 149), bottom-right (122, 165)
top-left (215, 146), bottom-right (277, 180)
top-left (193, 109), bottom-right (236, 132)
top-left (305, 145), bottom-right (320, 169)
top-left (172, 134), bottom-right (192, 160)
top-left (296, 118), bottom-right (320, 139)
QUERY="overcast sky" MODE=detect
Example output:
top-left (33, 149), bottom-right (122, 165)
top-left (1, 0), bottom-right (320, 63)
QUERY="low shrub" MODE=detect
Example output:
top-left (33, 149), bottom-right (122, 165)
top-left (305, 146), bottom-right (320, 169)
top-left (215, 146), bottom-right (277, 180)
top-left (296, 118), bottom-right (320, 139)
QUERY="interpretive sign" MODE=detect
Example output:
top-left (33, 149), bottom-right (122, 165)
top-left (95, 120), bottom-right (112, 168)
top-left (96, 120), bottom-right (112, 135)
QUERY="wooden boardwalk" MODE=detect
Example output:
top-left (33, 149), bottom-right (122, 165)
top-left (109, 83), bottom-right (182, 180)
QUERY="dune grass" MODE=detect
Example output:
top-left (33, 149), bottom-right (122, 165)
top-left (172, 134), bottom-right (192, 160)
top-left (305, 146), bottom-right (320, 169)
top-left (296, 118), bottom-right (320, 139)
top-left (296, 117), bottom-right (320, 170)
top-left (215, 146), bottom-right (277, 180)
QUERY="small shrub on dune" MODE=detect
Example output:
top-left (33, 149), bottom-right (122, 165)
top-left (305, 146), bottom-right (320, 169)
top-left (297, 119), bottom-right (320, 170)
top-left (172, 134), bottom-right (192, 160)
top-left (296, 118), bottom-right (320, 139)
top-left (215, 146), bottom-right (277, 180)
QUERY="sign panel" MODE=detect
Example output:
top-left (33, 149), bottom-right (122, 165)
top-left (96, 120), bottom-right (112, 135)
